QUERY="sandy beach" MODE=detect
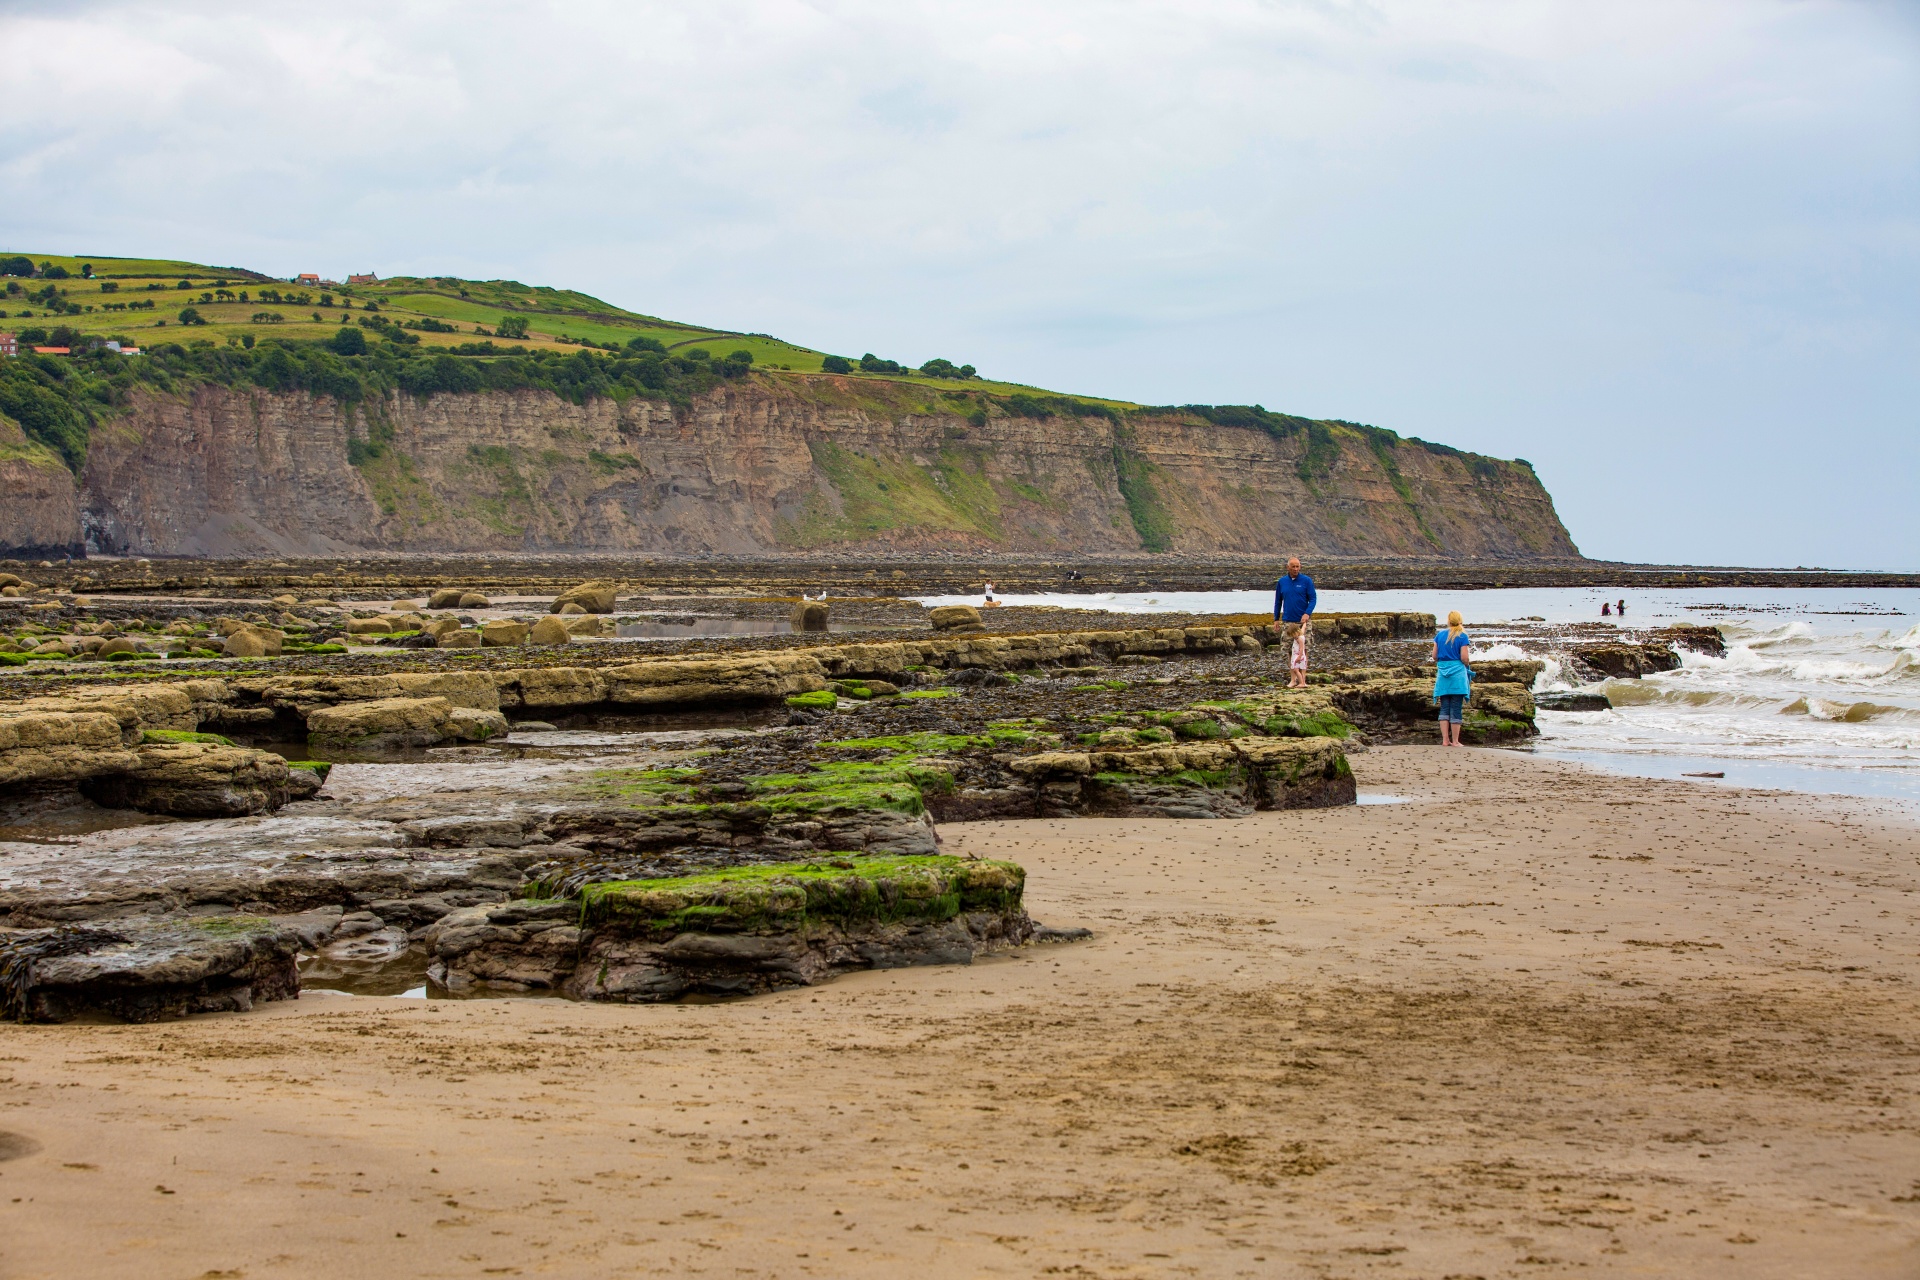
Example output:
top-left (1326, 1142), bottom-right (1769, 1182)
top-left (2, 746), bottom-right (1916, 1279)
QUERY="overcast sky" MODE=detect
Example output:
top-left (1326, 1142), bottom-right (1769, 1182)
top-left (2, 1), bottom-right (1914, 567)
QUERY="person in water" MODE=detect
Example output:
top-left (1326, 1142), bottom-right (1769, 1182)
top-left (1601, 602), bottom-right (1611, 617)
top-left (1272, 558), bottom-right (1317, 688)
top-left (1433, 610), bottom-right (1473, 747)
top-left (1617, 598), bottom-right (1627, 618)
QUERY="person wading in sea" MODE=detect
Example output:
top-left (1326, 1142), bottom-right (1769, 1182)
top-left (1433, 610), bottom-right (1473, 747)
top-left (1273, 558), bottom-right (1317, 689)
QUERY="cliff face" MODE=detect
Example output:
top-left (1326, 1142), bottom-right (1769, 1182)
top-left (12, 376), bottom-right (1578, 558)
top-left (0, 417), bottom-right (84, 558)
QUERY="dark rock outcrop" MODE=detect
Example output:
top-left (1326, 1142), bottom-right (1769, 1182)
top-left (1536, 690), bottom-right (1613, 712)
top-left (1, 917), bottom-right (300, 1023)
top-left (1571, 642), bottom-right (1682, 680)
top-left (1650, 625), bottom-right (1726, 657)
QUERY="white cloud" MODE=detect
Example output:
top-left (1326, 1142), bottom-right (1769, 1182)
top-left (2, 0), bottom-right (1915, 565)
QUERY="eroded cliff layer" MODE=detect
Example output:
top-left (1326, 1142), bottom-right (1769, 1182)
top-left (27, 377), bottom-right (1576, 558)
top-left (0, 418), bottom-right (84, 558)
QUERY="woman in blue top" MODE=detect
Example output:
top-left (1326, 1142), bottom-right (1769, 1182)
top-left (1432, 610), bottom-right (1472, 747)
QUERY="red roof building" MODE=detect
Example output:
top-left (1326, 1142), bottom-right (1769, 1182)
top-left (34, 347), bottom-right (70, 355)
top-left (347, 272), bottom-right (379, 285)
top-left (297, 273), bottom-right (321, 286)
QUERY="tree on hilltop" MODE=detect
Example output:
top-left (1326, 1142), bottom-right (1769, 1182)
top-left (918, 358), bottom-right (976, 380)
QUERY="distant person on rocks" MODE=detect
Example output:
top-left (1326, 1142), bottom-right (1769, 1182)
top-left (983, 581), bottom-right (998, 607)
top-left (1433, 610), bottom-right (1473, 747)
top-left (1273, 557), bottom-right (1317, 688)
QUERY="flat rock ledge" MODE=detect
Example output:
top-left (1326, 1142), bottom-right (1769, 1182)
top-left (424, 855), bottom-right (1069, 1002)
top-left (1, 916), bottom-right (300, 1023)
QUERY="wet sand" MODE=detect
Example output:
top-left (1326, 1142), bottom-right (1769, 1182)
top-left (2, 747), bottom-right (1916, 1279)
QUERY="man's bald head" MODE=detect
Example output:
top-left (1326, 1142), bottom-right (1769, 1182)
top-left (1287, 557), bottom-right (1301, 572)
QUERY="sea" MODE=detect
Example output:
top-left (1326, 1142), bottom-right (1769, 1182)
top-left (915, 586), bottom-right (1920, 806)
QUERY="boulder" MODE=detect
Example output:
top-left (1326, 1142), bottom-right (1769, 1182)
top-left (438, 629), bottom-right (482, 648)
top-left (96, 637), bottom-right (143, 659)
top-left (427, 588), bottom-right (465, 609)
top-left (791, 600), bottom-right (830, 632)
top-left (480, 620), bottom-right (529, 647)
top-left (79, 742), bottom-right (296, 818)
top-left (271, 594), bottom-right (299, 607)
top-left (557, 602), bottom-right (588, 616)
top-left (1469, 682), bottom-right (1537, 723)
top-left (0, 916), bottom-right (301, 1023)
top-left (563, 614), bottom-right (609, 636)
top-left (345, 617), bottom-right (398, 634)
top-left (458, 592), bottom-right (491, 608)
top-left (528, 616), bottom-right (573, 646)
top-left (1571, 642), bottom-right (1682, 680)
top-left (1650, 624), bottom-right (1726, 657)
top-left (450, 707), bottom-right (510, 741)
top-left (551, 581), bottom-right (618, 614)
top-left (220, 627), bottom-right (281, 658)
top-left (421, 615), bottom-right (462, 640)
top-left (307, 696), bottom-right (454, 751)
top-left (928, 604), bottom-right (984, 633)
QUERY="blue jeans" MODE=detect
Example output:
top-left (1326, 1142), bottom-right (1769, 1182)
top-left (1437, 694), bottom-right (1466, 723)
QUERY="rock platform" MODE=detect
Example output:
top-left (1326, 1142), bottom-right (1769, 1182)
top-left (2, 580), bottom-right (1700, 1021)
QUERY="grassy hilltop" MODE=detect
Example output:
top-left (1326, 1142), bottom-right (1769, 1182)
top-left (0, 250), bottom-right (1108, 403)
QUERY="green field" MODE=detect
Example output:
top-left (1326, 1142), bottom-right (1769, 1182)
top-left (0, 251), bottom-right (1127, 404)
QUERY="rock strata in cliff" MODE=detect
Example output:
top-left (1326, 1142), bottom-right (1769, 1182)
top-left (0, 416), bottom-right (83, 558)
top-left (10, 377), bottom-right (1577, 559)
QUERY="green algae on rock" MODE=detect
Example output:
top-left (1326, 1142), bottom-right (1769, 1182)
top-left (574, 855), bottom-right (1024, 935)
top-left (425, 855), bottom-right (1041, 1001)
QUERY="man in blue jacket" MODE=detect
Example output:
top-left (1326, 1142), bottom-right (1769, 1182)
top-left (1273, 557), bottom-right (1317, 686)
